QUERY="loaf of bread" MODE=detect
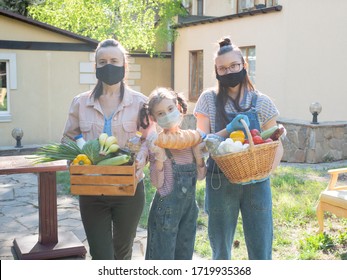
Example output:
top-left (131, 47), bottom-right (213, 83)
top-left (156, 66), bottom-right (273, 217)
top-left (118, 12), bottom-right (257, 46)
top-left (155, 129), bottom-right (202, 149)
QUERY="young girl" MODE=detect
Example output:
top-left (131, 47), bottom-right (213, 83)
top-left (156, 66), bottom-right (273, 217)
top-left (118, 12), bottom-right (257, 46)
top-left (140, 87), bottom-right (206, 260)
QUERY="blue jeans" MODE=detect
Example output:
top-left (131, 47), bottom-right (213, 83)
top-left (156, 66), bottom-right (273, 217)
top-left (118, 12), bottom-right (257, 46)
top-left (205, 172), bottom-right (273, 260)
top-left (146, 161), bottom-right (198, 260)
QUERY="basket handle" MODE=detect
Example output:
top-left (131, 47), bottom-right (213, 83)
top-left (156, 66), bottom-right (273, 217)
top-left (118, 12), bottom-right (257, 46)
top-left (240, 118), bottom-right (254, 150)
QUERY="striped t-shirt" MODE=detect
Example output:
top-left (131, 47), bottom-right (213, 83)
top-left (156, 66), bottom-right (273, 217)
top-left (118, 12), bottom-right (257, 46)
top-left (149, 148), bottom-right (206, 196)
top-left (193, 88), bottom-right (279, 133)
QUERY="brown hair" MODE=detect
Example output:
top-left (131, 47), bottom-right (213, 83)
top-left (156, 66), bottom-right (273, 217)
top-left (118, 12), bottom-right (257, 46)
top-left (215, 36), bottom-right (255, 127)
top-left (91, 39), bottom-right (128, 101)
top-left (140, 87), bottom-right (187, 129)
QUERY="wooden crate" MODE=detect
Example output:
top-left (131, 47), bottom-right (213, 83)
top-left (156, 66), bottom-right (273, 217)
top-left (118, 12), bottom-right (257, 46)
top-left (69, 163), bottom-right (136, 196)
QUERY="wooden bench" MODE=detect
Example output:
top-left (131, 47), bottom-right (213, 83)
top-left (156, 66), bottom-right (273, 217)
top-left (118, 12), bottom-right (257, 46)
top-left (316, 167), bottom-right (347, 232)
top-left (0, 155), bottom-right (86, 259)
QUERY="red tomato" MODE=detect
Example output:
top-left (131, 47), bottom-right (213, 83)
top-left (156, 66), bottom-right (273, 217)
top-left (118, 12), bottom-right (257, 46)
top-left (264, 138), bottom-right (273, 143)
top-left (250, 129), bottom-right (260, 137)
top-left (252, 135), bottom-right (264, 145)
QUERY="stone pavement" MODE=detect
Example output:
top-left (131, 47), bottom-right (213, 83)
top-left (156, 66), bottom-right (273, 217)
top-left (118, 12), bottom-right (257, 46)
top-left (1, 160), bottom-right (346, 261)
top-left (0, 172), bottom-right (204, 260)
top-left (0, 173), bottom-right (148, 260)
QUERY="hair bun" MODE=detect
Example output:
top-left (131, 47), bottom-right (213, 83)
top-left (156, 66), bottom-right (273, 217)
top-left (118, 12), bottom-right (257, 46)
top-left (219, 37), bottom-right (232, 48)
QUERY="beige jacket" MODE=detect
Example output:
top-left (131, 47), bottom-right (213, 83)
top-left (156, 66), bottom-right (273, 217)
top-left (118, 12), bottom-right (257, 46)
top-left (63, 87), bottom-right (148, 146)
top-left (63, 87), bottom-right (152, 180)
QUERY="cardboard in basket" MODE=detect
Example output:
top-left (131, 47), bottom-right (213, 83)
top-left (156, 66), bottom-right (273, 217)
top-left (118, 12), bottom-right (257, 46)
top-left (69, 162), bottom-right (137, 196)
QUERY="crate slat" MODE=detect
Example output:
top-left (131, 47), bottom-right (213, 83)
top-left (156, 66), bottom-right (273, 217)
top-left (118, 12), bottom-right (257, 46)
top-left (70, 174), bottom-right (134, 185)
top-left (71, 184), bottom-right (136, 196)
top-left (69, 163), bottom-right (137, 196)
top-left (70, 164), bottom-right (133, 175)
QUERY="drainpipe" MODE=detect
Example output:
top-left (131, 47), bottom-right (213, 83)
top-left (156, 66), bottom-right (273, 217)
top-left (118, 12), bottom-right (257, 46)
top-left (171, 41), bottom-right (175, 90)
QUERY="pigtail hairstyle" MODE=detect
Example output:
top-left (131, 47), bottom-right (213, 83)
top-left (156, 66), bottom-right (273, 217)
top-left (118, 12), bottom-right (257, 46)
top-left (139, 103), bottom-right (150, 129)
top-left (175, 92), bottom-right (188, 114)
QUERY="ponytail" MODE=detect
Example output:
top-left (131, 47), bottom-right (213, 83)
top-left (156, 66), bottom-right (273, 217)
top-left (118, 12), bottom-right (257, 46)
top-left (139, 103), bottom-right (150, 129)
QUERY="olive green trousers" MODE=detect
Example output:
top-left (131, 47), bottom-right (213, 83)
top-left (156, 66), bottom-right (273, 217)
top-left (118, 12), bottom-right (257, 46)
top-left (79, 181), bottom-right (144, 260)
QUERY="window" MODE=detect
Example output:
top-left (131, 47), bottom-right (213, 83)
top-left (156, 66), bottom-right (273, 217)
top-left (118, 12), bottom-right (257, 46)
top-left (0, 62), bottom-right (7, 112)
top-left (240, 46), bottom-right (256, 85)
top-left (0, 53), bottom-right (17, 122)
top-left (197, 0), bottom-right (203, 16)
top-left (189, 50), bottom-right (203, 101)
top-left (238, 0), bottom-right (278, 12)
top-left (238, 0), bottom-right (254, 12)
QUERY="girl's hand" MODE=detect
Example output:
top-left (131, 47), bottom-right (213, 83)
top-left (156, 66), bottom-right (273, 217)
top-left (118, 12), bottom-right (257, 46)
top-left (135, 151), bottom-right (147, 170)
top-left (192, 142), bottom-right (207, 168)
top-left (192, 141), bottom-right (207, 159)
top-left (147, 132), bottom-right (167, 162)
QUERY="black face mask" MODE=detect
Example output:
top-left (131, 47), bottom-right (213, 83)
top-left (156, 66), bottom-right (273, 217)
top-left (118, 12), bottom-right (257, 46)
top-left (96, 64), bottom-right (125, 85)
top-left (216, 68), bottom-right (246, 88)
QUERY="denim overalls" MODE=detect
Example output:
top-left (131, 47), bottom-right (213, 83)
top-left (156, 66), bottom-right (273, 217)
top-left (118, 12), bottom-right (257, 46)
top-left (145, 149), bottom-right (199, 260)
top-left (205, 94), bottom-right (273, 260)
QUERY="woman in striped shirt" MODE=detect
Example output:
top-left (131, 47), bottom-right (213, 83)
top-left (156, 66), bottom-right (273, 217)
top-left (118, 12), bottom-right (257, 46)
top-left (194, 36), bottom-right (283, 260)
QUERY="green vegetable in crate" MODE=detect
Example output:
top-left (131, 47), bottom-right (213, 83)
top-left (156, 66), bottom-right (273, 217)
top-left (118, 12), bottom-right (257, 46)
top-left (98, 133), bottom-right (108, 154)
top-left (99, 135), bottom-right (118, 156)
top-left (34, 136), bottom-right (82, 163)
top-left (82, 138), bottom-right (111, 164)
top-left (96, 154), bottom-right (130, 166)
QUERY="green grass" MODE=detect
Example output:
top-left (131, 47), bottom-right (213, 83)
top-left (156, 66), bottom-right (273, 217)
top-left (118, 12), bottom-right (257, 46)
top-left (57, 164), bottom-right (347, 260)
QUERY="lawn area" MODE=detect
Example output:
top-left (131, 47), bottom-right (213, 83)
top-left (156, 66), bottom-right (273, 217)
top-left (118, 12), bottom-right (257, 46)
top-left (57, 163), bottom-right (347, 260)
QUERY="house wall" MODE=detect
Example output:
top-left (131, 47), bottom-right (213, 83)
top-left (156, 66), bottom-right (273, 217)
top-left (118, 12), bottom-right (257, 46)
top-left (174, 0), bottom-right (347, 122)
top-left (0, 15), bottom-right (171, 147)
top-left (130, 56), bottom-right (171, 96)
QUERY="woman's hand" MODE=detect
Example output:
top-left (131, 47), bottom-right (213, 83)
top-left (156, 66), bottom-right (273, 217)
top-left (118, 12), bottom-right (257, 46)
top-left (226, 114), bottom-right (250, 133)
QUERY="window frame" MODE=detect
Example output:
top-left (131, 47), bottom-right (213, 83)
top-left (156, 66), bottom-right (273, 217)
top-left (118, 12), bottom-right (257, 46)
top-left (240, 45), bottom-right (256, 85)
top-left (0, 53), bottom-right (17, 122)
top-left (237, 0), bottom-right (278, 12)
top-left (197, 0), bottom-right (204, 16)
top-left (189, 50), bottom-right (204, 102)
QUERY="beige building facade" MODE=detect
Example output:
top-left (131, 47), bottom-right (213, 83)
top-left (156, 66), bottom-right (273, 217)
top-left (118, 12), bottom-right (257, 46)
top-left (0, 9), bottom-right (170, 147)
top-left (174, 0), bottom-right (347, 122)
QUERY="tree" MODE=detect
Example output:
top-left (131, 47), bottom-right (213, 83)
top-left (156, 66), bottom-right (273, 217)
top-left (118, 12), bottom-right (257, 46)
top-left (0, 0), bottom-right (42, 16)
top-left (27, 0), bottom-right (187, 55)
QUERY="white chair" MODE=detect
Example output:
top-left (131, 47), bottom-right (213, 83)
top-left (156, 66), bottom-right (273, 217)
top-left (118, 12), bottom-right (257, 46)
top-left (316, 167), bottom-right (347, 232)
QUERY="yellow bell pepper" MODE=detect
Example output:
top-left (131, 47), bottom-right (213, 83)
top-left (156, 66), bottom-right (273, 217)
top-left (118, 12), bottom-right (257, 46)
top-left (72, 154), bottom-right (92, 165)
top-left (229, 130), bottom-right (245, 143)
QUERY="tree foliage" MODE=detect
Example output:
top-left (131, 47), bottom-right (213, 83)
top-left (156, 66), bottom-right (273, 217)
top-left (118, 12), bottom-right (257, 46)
top-left (27, 0), bottom-right (187, 55)
top-left (0, 0), bottom-right (42, 16)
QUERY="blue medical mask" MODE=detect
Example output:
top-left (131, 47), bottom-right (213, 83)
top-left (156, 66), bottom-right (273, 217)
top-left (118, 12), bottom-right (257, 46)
top-left (156, 109), bottom-right (181, 129)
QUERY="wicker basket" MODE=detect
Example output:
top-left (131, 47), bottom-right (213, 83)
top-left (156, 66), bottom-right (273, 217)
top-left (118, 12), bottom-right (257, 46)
top-left (69, 162), bottom-right (137, 196)
top-left (212, 119), bottom-right (279, 184)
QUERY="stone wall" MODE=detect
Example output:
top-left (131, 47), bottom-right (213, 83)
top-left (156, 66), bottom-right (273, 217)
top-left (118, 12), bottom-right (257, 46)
top-left (4, 115), bottom-right (345, 164)
top-left (278, 119), bottom-right (347, 163)
top-left (182, 114), bottom-right (347, 164)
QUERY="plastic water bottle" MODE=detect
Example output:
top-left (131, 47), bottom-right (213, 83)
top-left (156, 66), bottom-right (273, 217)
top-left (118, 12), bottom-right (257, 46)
top-left (125, 131), bottom-right (143, 154)
top-left (74, 134), bottom-right (86, 149)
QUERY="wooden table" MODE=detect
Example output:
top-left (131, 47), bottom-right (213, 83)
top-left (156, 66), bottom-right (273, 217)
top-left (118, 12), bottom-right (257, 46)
top-left (0, 155), bottom-right (87, 260)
